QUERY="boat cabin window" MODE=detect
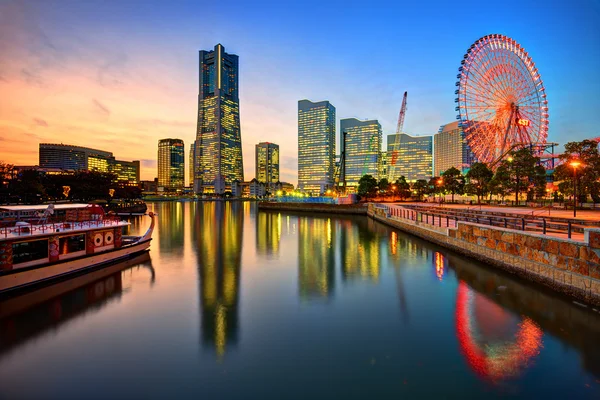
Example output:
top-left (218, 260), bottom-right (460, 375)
top-left (59, 234), bottom-right (86, 254)
top-left (12, 239), bottom-right (49, 265)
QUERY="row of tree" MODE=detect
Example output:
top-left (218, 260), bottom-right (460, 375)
top-left (357, 144), bottom-right (598, 204)
top-left (0, 163), bottom-right (141, 204)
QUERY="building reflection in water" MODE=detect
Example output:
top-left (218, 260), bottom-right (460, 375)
top-left (0, 252), bottom-right (153, 357)
top-left (434, 252), bottom-right (446, 281)
top-left (195, 202), bottom-right (243, 357)
top-left (297, 216), bottom-right (335, 298)
top-left (256, 211), bottom-right (281, 256)
top-left (158, 202), bottom-right (185, 252)
top-left (455, 281), bottom-right (543, 382)
top-left (339, 218), bottom-right (380, 282)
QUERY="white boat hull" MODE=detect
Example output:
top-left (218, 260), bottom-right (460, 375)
top-left (0, 239), bottom-right (151, 294)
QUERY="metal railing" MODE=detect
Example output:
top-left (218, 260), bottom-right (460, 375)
top-left (1, 218), bottom-right (122, 238)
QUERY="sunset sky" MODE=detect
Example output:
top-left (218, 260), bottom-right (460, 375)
top-left (1, 0), bottom-right (599, 184)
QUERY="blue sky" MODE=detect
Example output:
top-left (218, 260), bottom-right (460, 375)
top-left (1, 0), bottom-right (599, 183)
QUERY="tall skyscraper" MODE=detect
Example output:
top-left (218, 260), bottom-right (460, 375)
top-left (255, 142), bottom-right (279, 188)
top-left (340, 118), bottom-right (382, 190)
top-left (387, 133), bottom-right (433, 181)
top-left (297, 100), bottom-right (336, 195)
top-left (434, 122), bottom-right (477, 176)
top-left (194, 44), bottom-right (244, 194)
top-left (189, 142), bottom-right (195, 187)
top-left (158, 138), bottom-right (185, 191)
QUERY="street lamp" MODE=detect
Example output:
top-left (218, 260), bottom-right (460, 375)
top-left (437, 178), bottom-right (443, 202)
top-left (570, 160), bottom-right (582, 217)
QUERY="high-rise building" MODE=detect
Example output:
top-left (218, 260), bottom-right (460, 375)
top-left (194, 44), bottom-right (244, 194)
top-left (39, 143), bottom-right (139, 184)
top-left (158, 138), bottom-right (185, 191)
top-left (39, 143), bottom-right (113, 171)
top-left (298, 100), bottom-right (336, 195)
top-left (387, 133), bottom-right (433, 181)
top-left (340, 118), bottom-right (382, 190)
top-left (189, 142), bottom-right (195, 187)
top-left (255, 142), bottom-right (279, 189)
top-left (434, 122), bottom-right (477, 176)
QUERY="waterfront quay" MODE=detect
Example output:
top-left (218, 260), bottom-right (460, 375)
top-left (370, 203), bottom-right (600, 306)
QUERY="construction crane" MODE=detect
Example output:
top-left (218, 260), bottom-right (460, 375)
top-left (389, 91), bottom-right (408, 180)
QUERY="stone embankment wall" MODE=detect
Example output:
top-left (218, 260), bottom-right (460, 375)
top-left (258, 202), bottom-right (367, 215)
top-left (368, 204), bottom-right (600, 306)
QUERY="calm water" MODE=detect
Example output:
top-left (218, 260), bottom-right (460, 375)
top-left (1, 201), bottom-right (599, 399)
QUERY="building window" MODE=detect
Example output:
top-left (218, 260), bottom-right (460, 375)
top-left (59, 234), bottom-right (86, 254)
top-left (12, 239), bottom-right (49, 265)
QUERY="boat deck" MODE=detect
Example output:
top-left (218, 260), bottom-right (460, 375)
top-left (0, 219), bottom-right (129, 240)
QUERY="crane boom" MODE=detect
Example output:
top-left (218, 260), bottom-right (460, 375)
top-left (396, 91), bottom-right (408, 134)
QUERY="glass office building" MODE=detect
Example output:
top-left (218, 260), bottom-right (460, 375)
top-left (340, 118), bottom-right (382, 190)
top-left (194, 44), bottom-right (244, 194)
top-left (387, 133), bottom-right (432, 181)
top-left (434, 122), bottom-right (477, 176)
top-left (39, 143), bottom-right (139, 184)
top-left (255, 142), bottom-right (279, 188)
top-left (158, 138), bottom-right (185, 191)
top-left (298, 100), bottom-right (336, 195)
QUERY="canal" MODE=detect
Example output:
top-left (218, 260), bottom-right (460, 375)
top-left (0, 201), bottom-right (599, 398)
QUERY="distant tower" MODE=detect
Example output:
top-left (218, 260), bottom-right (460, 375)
top-left (194, 44), bottom-right (244, 194)
top-left (297, 100), bottom-right (336, 195)
top-left (158, 138), bottom-right (185, 191)
top-left (255, 142), bottom-right (280, 191)
top-left (189, 142), bottom-right (195, 187)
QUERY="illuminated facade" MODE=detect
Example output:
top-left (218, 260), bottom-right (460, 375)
top-left (434, 122), bottom-right (476, 175)
top-left (340, 118), bottom-right (382, 189)
top-left (158, 138), bottom-right (185, 191)
top-left (387, 133), bottom-right (432, 181)
top-left (255, 142), bottom-right (279, 189)
top-left (109, 160), bottom-right (140, 185)
top-left (298, 100), bottom-right (336, 195)
top-left (39, 143), bottom-right (139, 184)
top-left (194, 44), bottom-right (244, 194)
top-left (189, 143), bottom-right (195, 187)
top-left (40, 143), bottom-right (112, 171)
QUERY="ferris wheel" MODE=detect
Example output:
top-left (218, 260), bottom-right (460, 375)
top-left (455, 34), bottom-right (549, 165)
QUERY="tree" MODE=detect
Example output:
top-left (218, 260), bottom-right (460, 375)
top-left (427, 177), bottom-right (443, 201)
top-left (497, 148), bottom-right (541, 205)
top-left (554, 140), bottom-right (600, 204)
top-left (378, 178), bottom-right (390, 196)
top-left (11, 169), bottom-right (45, 204)
top-left (442, 167), bottom-right (465, 203)
top-left (412, 179), bottom-right (428, 201)
top-left (0, 161), bottom-right (14, 203)
top-left (357, 174), bottom-right (378, 198)
top-left (533, 165), bottom-right (548, 200)
top-left (395, 176), bottom-right (411, 200)
top-left (488, 165), bottom-right (510, 202)
top-left (465, 162), bottom-right (493, 205)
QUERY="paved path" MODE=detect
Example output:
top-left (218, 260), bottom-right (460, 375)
top-left (401, 202), bottom-right (600, 223)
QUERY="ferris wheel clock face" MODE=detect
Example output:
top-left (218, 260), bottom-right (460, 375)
top-left (455, 34), bottom-right (549, 164)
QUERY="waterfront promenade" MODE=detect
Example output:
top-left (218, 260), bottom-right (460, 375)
top-left (369, 203), bottom-right (600, 306)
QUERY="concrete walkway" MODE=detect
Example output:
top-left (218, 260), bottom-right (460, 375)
top-left (401, 202), bottom-right (600, 223)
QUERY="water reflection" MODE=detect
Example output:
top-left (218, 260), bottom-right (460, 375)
top-left (194, 201), bottom-right (242, 357)
top-left (158, 202), bottom-right (185, 251)
top-left (256, 211), bottom-right (281, 256)
top-left (298, 216), bottom-right (335, 298)
top-left (0, 252), bottom-right (154, 357)
top-left (339, 218), bottom-right (380, 281)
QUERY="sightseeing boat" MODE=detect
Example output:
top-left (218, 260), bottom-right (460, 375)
top-left (0, 203), bottom-right (155, 294)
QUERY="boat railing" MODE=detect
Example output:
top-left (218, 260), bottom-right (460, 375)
top-left (0, 217), bottom-right (122, 238)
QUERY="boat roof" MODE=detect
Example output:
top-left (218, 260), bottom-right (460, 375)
top-left (0, 204), bottom-right (90, 212)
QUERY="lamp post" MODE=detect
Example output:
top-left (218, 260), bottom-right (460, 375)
top-left (570, 160), bottom-right (581, 218)
top-left (437, 178), bottom-right (443, 203)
